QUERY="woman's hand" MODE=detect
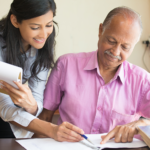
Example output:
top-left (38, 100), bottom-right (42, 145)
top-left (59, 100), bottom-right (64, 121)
top-left (0, 80), bottom-right (38, 115)
top-left (51, 122), bottom-right (84, 142)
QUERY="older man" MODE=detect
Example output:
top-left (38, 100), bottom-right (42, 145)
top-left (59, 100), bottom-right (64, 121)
top-left (9, 6), bottom-right (150, 143)
top-left (42, 6), bottom-right (150, 143)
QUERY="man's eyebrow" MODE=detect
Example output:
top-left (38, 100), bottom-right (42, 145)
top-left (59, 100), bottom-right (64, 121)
top-left (29, 20), bottom-right (53, 25)
top-left (107, 36), bottom-right (117, 41)
top-left (123, 43), bottom-right (131, 47)
top-left (107, 36), bottom-right (131, 46)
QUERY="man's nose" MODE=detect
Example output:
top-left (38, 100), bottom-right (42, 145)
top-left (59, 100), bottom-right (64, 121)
top-left (111, 45), bottom-right (121, 56)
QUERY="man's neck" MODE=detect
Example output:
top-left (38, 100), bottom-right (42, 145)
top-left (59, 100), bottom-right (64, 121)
top-left (98, 59), bottom-right (119, 84)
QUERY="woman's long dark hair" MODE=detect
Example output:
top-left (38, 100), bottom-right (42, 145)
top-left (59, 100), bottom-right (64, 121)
top-left (0, 0), bottom-right (57, 82)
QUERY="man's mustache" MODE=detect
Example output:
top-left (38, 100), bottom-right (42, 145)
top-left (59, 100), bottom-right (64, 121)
top-left (104, 51), bottom-right (122, 60)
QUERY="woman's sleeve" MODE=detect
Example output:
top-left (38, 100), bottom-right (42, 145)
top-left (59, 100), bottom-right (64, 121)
top-left (0, 68), bottom-right (48, 138)
top-left (0, 41), bottom-right (40, 138)
top-left (0, 93), bottom-right (38, 138)
top-left (28, 68), bottom-right (49, 117)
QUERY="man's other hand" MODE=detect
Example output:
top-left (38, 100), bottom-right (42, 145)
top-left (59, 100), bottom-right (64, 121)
top-left (100, 119), bottom-right (149, 144)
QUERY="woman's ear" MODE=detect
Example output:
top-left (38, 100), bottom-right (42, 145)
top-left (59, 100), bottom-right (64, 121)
top-left (10, 14), bottom-right (19, 28)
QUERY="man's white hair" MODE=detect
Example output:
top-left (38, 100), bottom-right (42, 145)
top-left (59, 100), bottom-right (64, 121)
top-left (102, 6), bottom-right (142, 38)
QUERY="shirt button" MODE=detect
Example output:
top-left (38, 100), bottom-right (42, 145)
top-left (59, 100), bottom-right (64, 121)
top-left (97, 106), bottom-right (101, 111)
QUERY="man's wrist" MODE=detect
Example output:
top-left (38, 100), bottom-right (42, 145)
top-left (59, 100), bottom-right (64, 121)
top-left (139, 118), bottom-right (150, 126)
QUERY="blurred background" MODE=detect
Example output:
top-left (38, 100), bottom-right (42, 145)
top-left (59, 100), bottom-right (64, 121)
top-left (1, 0), bottom-right (150, 71)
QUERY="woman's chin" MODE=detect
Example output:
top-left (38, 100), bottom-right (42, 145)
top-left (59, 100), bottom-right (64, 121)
top-left (32, 44), bottom-right (45, 50)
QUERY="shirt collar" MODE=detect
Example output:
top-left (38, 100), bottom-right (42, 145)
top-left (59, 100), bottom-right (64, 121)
top-left (112, 62), bottom-right (125, 85)
top-left (84, 50), bottom-right (125, 84)
top-left (84, 50), bottom-right (99, 70)
top-left (26, 46), bottom-right (37, 57)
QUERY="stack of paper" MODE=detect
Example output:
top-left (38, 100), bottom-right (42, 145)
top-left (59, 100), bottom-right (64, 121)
top-left (0, 61), bottom-right (22, 94)
top-left (16, 134), bottom-right (147, 150)
top-left (137, 126), bottom-right (150, 148)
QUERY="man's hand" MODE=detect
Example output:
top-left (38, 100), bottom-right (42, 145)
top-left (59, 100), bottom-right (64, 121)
top-left (101, 119), bottom-right (149, 144)
top-left (51, 122), bottom-right (84, 142)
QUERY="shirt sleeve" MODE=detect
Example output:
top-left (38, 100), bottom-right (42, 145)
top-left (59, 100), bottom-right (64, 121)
top-left (0, 69), bottom-right (48, 138)
top-left (0, 39), bottom-right (49, 138)
top-left (138, 79), bottom-right (150, 118)
top-left (0, 93), bottom-right (37, 138)
top-left (28, 68), bottom-right (49, 117)
top-left (44, 57), bottom-right (64, 111)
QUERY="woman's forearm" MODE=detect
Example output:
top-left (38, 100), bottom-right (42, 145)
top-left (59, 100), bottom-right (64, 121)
top-left (10, 119), bottom-right (56, 138)
top-left (11, 118), bottom-right (84, 142)
top-left (10, 108), bottom-right (56, 138)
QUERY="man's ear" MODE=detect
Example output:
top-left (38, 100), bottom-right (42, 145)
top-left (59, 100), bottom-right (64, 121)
top-left (98, 23), bottom-right (103, 37)
top-left (10, 14), bottom-right (19, 28)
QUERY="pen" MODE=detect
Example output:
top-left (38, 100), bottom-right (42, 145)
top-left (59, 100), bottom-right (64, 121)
top-left (80, 134), bottom-right (94, 145)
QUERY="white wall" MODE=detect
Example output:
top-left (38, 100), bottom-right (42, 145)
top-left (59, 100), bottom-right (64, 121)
top-left (0, 0), bottom-right (13, 18)
top-left (54, 0), bottom-right (150, 71)
top-left (0, 0), bottom-right (150, 71)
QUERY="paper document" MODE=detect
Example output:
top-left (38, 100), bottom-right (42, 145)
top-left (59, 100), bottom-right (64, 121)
top-left (0, 61), bottom-right (22, 94)
top-left (16, 134), bottom-right (147, 150)
top-left (137, 126), bottom-right (150, 148)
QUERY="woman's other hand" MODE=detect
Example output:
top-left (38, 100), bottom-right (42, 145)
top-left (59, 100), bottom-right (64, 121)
top-left (0, 80), bottom-right (38, 115)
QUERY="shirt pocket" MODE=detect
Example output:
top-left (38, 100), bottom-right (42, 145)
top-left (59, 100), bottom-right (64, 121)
top-left (109, 110), bottom-right (139, 131)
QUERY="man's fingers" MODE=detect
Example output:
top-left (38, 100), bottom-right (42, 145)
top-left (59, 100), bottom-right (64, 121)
top-left (127, 127), bottom-right (136, 142)
top-left (121, 126), bottom-right (129, 143)
top-left (114, 126), bottom-right (125, 143)
top-left (101, 121), bottom-right (143, 144)
top-left (101, 135), bottom-right (106, 140)
top-left (100, 129), bottom-right (116, 144)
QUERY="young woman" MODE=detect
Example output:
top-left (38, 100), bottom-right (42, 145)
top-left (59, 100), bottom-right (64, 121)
top-left (0, 0), bottom-right (57, 138)
top-left (0, 0), bottom-right (84, 141)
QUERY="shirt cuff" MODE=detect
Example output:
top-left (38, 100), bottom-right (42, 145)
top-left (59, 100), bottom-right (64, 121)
top-left (10, 123), bottom-right (34, 138)
top-left (7, 103), bottom-right (42, 138)
top-left (35, 100), bottom-right (43, 117)
top-left (8, 108), bottom-right (37, 127)
top-left (7, 109), bottom-right (38, 138)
